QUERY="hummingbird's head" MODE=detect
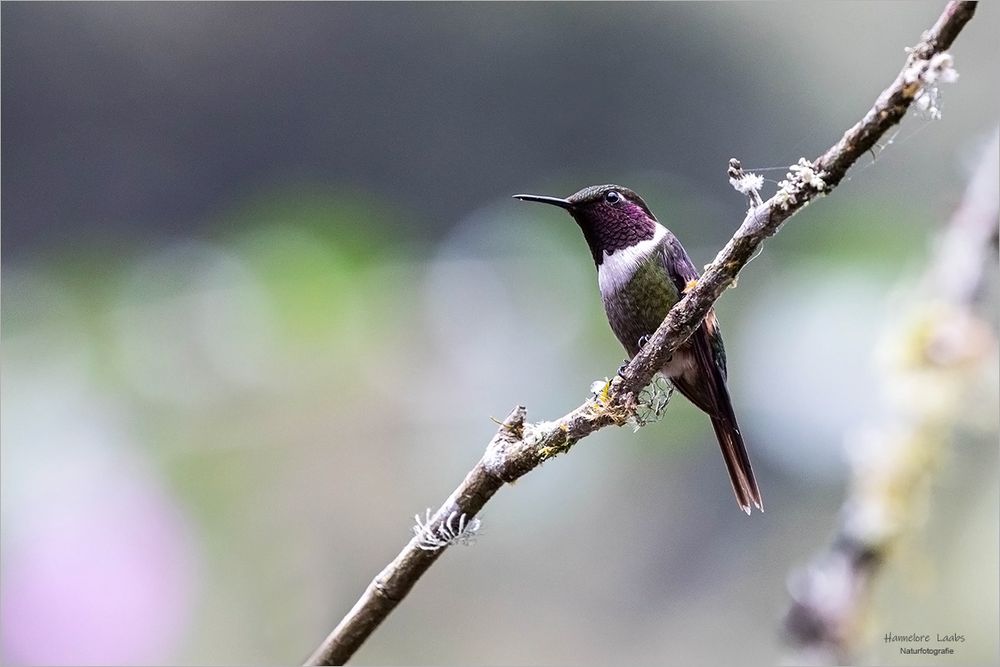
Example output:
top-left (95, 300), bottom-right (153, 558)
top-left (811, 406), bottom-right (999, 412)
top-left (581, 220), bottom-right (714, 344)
top-left (514, 184), bottom-right (658, 266)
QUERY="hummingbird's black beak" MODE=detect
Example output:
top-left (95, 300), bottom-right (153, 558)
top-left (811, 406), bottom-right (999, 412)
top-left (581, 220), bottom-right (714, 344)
top-left (512, 194), bottom-right (574, 210)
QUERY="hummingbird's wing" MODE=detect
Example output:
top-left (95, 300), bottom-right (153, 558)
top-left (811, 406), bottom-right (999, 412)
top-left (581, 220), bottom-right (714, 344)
top-left (658, 234), bottom-right (763, 513)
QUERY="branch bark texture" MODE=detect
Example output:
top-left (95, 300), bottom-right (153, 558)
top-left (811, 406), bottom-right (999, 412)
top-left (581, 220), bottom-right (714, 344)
top-left (306, 3), bottom-right (978, 664)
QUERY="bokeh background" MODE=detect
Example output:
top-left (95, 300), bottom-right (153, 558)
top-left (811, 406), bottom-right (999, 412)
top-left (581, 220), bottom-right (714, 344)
top-left (2, 2), bottom-right (998, 665)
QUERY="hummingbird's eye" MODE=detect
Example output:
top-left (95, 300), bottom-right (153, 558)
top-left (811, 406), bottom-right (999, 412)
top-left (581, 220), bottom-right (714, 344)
top-left (605, 191), bottom-right (622, 204)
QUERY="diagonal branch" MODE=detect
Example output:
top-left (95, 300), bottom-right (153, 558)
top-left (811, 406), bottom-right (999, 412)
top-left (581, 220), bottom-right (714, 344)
top-left (305, 2), bottom-right (978, 664)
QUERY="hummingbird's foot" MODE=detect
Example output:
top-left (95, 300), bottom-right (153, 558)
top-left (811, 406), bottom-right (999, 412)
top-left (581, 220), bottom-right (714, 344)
top-left (616, 361), bottom-right (629, 379)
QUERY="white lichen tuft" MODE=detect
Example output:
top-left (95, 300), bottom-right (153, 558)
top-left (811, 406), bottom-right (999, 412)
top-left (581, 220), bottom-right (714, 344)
top-left (729, 171), bottom-right (764, 197)
top-left (773, 187), bottom-right (796, 211)
top-left (727, 158), bottom-right (764, 211)
top-left (774, 158), bottom-right (828, 211)
top-left (789, 158), bottom-right (828, 190)
top-left (590, 379), bottom-right (610, 397)
top-left (913, 89), bottom-right (943, 120)
top-left (412, 509), bottom-right (481, 551)
top-left (921, 52), bottom-right (959, 86)
top-left (906, 51), bottom-right (959, 120)
top-left (627, 374), bottom-right (674, 431)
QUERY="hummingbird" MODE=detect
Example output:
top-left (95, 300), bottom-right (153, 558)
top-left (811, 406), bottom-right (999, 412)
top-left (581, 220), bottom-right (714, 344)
top-left (514, 185), bottom-right (762, 514)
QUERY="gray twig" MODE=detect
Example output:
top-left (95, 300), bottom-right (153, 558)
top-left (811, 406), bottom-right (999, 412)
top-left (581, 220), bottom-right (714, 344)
top-left (783, 129), bottom-right (998, 666)
top-left (305, 3), bottom-right (978, 664)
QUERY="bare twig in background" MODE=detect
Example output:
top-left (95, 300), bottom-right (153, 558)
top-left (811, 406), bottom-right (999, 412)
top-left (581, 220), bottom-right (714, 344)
top-left (306, 2), bottom-right (978, 664)
top-left (783, 129), bottom-right (998, 666)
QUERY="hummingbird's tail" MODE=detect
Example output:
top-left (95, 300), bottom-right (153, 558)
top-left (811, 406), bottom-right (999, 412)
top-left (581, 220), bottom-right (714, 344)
top-left (709, 414), bottom-right (763, 515)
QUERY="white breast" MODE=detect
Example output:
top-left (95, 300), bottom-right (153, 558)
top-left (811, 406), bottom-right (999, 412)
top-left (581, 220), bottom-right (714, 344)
top-left (596, 224), bottom-right (668, 297)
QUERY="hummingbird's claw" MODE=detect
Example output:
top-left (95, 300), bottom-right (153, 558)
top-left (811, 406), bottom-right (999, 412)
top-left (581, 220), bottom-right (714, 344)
top-left (638, 334), bottom-right (650, 349)
top-left (616, 361), bottom-right (629, 379)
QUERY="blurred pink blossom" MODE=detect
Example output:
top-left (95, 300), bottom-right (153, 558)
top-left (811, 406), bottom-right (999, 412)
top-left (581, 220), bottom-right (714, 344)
top-left (2, 474), bottom-right (197, 665)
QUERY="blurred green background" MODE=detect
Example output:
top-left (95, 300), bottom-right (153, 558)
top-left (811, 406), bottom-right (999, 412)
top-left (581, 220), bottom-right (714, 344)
top-left (2, 2), bottom-right (998, 665)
